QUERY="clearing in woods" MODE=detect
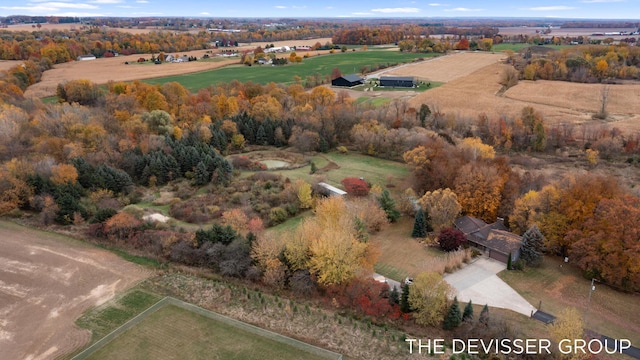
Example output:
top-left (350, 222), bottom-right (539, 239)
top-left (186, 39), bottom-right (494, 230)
top-left (0, 220), bottom-right (150, 360)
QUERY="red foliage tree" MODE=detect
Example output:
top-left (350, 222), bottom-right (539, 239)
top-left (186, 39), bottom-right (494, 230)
top-left (438, 227), bottom-right (467, 252)
top-left (341, 178), bottom-right (370, 197)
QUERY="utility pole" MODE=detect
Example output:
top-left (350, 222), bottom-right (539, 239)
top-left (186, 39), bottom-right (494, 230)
top-left (584, 278), bottom-right (598, 327)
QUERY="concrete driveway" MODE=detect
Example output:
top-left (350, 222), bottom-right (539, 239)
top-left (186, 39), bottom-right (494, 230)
top-left (444, 257), bottom-right (537, 316)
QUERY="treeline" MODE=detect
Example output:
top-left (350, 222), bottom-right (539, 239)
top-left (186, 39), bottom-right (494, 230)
top-left (331, 28), bottom-right (404, 45)
top-left (514, 44), bottom-right (640, 81)
top-left (0, 28), bottom-right (213, 62)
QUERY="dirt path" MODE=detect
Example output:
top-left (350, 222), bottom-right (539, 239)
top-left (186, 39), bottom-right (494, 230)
top-left (0, 221), bottom-right (151, 360)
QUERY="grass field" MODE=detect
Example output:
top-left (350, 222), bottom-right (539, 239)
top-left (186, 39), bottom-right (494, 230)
top-left (144, 50), bottom-right (433, 92)
top-left (82, 300), bottom-right (339, 360)
top-left (370, 217), bottom-right (444, 280)
top-left (499, 257), bottom-right (640, 347)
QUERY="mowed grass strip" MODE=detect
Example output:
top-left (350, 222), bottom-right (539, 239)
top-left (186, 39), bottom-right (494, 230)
top-left (86, 304), bottom-right (336, 360)
top-left (75, 290), bottom-right (163, 344)
top-left (144, 50), bottom-right (433, 92)
top-left (499, 257), bottom-right (640, 347)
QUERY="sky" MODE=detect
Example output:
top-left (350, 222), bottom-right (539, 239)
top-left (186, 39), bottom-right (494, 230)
top-left (0, 0), bottom-right (639, 19)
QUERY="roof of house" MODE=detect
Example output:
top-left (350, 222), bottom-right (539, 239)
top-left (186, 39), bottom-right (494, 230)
top-left (340, 74), bottom-right (364, 83)
top-left (484, 230), bottom-right (523, 256)
top-left (455, 215), bottom-right (518, 255)
top-left (380, 76), bottom-right (415, 82)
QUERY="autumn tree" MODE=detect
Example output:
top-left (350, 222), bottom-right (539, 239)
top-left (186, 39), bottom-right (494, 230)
top-left (418, 188), bottom-right (461, 231)
top-left (551, 307), bottom-right (589, 360)
top-left (330, 67), bottom-right (342, 80)
top-left (567, 195), bottom-right (640, 291)
top-left (221, 208), bottom-right (249, 233)
top-left (50, 164), bottom-right (78, 185)
top-left (454, 162), bottom-right (505, 223)
top-left (438, 228), bottom-right (467, 252)
top-left (58, 79), bottom-right (103, 106)
top-left (142, 110), bottom-right (173, 135)
top-left (520, 224), bottom-right (545, 267)
top-left (408, 272), bottom-right (452, 326)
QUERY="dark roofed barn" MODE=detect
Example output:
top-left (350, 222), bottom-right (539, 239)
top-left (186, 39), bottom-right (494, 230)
top-left (380, 76), bottom-right (416, 88)
top-left (332, 74), bottom-right (365, 87)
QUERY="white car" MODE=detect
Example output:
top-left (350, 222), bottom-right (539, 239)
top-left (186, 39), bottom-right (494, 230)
top-left (404, 277), bottom-right (414, 285)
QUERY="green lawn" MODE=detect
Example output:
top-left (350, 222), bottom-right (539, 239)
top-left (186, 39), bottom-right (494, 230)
top-left (84, 303), bottom-right (338, 360)
top-left (144, 50), bottom-right (435, 92)
top-left (500, 257), bottom-right (640, 347)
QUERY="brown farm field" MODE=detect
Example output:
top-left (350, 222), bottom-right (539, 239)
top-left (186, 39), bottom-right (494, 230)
top-left (407, 57), bottom-right (640, 133)
top-left (380, 51), bottom-right (507, 82)
top-left (0, 220), bottom-right (150, 360)
top-left (24, 53), bottom-right (238, 98)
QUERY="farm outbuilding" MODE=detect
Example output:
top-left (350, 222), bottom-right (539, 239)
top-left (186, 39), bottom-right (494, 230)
top-left (332, 74), bottom-right (365, 87)
top-left (380, 76), bottom-right (416, 87)
top-left (76, 54), bottom-right (96, 61)
top-left (454, 216), bottom-right (523, 264)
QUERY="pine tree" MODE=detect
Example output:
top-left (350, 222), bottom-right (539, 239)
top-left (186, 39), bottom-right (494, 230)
top-left (520, 224), bottom-right (545, 267)
top-left (412, 208), bottom-right (428, 237)
top-left (194, 161), bottom-right (210, 186)
top-left (378, 190), bottom-right (400, 222)
top-left (443, 297), bottom-right (462, 330)
top-left (507, 252), bottom-right (512, 270)
top-left (463, 300), bottom-right (474, 322)
top-left (310, 161), bottom-right (317, 174)
top-left (400, 283), bottom-right (411, 313)
top-left (479, 304), bottom-right (490, 327)
top-left (389, 286), bottom-right (400, 305)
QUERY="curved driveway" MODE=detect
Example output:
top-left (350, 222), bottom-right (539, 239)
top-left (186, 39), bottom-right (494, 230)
top-left (443, 257), bottom-right (537, 316)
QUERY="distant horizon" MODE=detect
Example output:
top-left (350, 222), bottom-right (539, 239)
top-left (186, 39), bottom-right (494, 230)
top-left (1, 0), bottom-right (640, 20)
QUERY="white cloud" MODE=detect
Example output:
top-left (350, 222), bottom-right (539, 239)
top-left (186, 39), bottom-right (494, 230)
top-left (40, 2), bottom-right (99, 9)
top-left (200, 11), bottom-right (209, 15)
top-left (136, 0), bottom-right (149, 3)
top-left (525, 6), bottom-right (575, 10)
top-left (292, 5), bottom-right (306, 9)
top-left (370, 7), bottom-right (421, 13)
top-left (326, 6), bottom-right (334, 9)
top-left (444, 7), bottom-right (484, 12)
top-left (274, 5), bottom-right (287, 8)
top-left (352, 12), bottom-right (373, 15)
top-left (428, 3), bottom-right (448, 6)
top-left (89, 0), bottom-right (123, 3)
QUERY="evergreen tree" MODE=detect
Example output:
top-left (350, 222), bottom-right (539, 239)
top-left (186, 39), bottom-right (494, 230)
top-left (520, 224), bottom-right (545, 267)
top-left (507, 252), bottom-right (512, 270)
top-left (400, 283), bottom-right (411, 313)
top-left (463, 300), bottom-right (474, 322)
top-left (419, 104), bottom-right (431, 127)
top-left (424, 208), bottom-right (434, 233)
top-left (479, 304), bottom-right (490, 327)
top-left (443, 297), bottom-right (462, 330)
top-left (256, 125), bottom-right (268, 145)
top-left (194, 161), bottom-right (210, 186)
top-left (310, 161), bottom-right (317, 174)
top-left (378, 189), bottom-right (400, 222)
top-left (389, 286), bottom-right (400, 306)
top-left (412, 208), bottom-right (428, 237)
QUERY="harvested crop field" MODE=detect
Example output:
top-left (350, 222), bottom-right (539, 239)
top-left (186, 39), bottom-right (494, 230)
top-left (380, 51), bottom-right (507, 82)
top-left (0, 60), bottom-right (24, 71)
top-left (0, 220), bottom-right (150, 360)
top-left (408, 60), bottom-right (640, 133)
top-left (24, 53), bottom-right (238, 98)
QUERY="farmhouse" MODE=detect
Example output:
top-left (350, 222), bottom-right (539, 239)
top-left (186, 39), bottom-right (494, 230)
top-left (454, 216), bottom-right (523, 264)
top-left (77, 54), bottom-right (96, 61)
top-left (332, 74), bottom-right (365, 87)
top-left (380, 76), bottom-right (416, 88)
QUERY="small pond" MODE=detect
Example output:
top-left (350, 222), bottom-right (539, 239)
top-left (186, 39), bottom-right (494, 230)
top-left (259, 159), bottom-right (291, 169)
